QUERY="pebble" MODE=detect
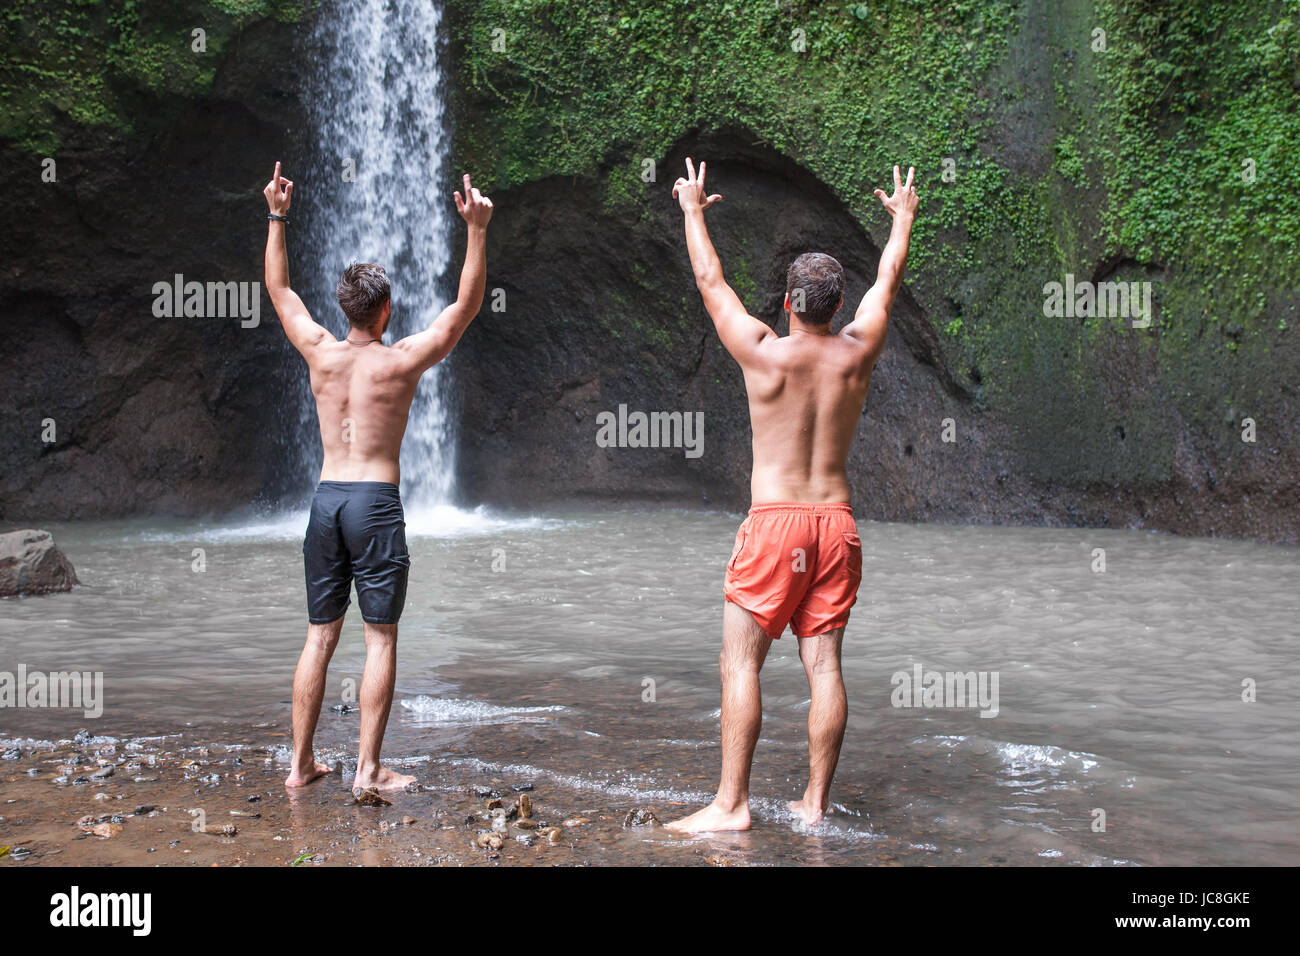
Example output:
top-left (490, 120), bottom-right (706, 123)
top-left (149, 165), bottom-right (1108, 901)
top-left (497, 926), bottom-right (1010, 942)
top-left (623, 807), bottom-right (660, 829)
top-left (91, 822), bottom-right (122, 839)
top-left (562, 817), bottom-right (590, 827)
top-left (517, 794), bottom-right (533, 819)
top-left (353, 789), bottom-right (392, 807)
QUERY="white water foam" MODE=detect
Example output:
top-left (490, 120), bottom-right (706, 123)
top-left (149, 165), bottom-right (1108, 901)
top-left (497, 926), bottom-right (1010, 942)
top-left (128, 506), bottom-right (563, 544)
top-left (436, 755), bottom-right (888, 843)
top-left (399, 696), bottom-right (566, 725)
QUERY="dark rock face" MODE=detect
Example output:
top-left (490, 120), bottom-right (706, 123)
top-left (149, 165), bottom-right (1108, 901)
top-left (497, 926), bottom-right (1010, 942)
top-left (447, 129), bottom-right (995, 516)
top-left (1, 9), bottom-right (1294, 547)
top-left (0, 19), bottom-right (311, 522)
top-left (450, 128), bottom-right (1298, 543)
top-left (0, 529), bottom-right (79, 596)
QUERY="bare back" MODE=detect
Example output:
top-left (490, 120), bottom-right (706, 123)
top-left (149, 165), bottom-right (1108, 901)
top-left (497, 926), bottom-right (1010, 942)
top-left (741, 332), bottom-right (875, 504)
top-left (672, 156), bottom-right (916, 510)
top-left (307, 342), bottom-right (421, 485)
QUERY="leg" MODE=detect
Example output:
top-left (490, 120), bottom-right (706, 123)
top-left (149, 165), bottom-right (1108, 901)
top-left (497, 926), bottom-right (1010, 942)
top-left (350, 622), bottom-right (415, 791)
top-left (789, 626), bottom-right (846, 824)
top-left (286, 616), bottom-right (344, 787)
top-left (667, 602), bottom-right (772, 833)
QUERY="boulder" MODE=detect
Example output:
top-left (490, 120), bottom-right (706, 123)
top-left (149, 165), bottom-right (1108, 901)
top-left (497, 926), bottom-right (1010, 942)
top-left (0, 530), bottom-right (80, 597)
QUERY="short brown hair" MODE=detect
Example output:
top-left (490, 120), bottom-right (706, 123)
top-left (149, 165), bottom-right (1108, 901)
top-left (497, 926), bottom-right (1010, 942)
top-left (336, 262), bottom-right (390, 329)
top-left (785, 252), bottom-right (844, 325)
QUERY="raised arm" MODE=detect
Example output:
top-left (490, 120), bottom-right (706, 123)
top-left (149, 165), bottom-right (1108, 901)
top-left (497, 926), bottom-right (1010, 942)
top-left (263, 162), bottom-right (333, 356)
top-left (843, 165), bottom-right (918, 360)
top-left (673, 158), bottom-right (775, 365)
top-left (394, 173), bottom-right (492, 373)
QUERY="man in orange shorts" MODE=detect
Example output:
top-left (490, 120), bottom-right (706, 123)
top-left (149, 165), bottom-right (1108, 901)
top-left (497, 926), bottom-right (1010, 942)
top-left (666, 159), bottom-right (918, 831)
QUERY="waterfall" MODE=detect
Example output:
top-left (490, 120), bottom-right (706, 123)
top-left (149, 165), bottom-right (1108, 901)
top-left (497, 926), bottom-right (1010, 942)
top-left (290, 0), bottom-right (456, 507)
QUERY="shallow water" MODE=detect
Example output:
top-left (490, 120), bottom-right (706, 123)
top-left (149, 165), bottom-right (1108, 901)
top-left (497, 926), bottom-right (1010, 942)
top-left (2, 508), bottom-right (1298, 865)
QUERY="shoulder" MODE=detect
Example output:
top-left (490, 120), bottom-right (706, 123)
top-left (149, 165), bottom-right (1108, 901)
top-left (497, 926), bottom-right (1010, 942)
top-left (838, 324), bottom-right (884, 363)
top-left (736, 329), bottom-right (786, 370)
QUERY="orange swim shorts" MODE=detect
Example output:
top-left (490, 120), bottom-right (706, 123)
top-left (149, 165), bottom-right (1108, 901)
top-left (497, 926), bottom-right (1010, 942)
top-left (723, 502), bottom-right (863, 640)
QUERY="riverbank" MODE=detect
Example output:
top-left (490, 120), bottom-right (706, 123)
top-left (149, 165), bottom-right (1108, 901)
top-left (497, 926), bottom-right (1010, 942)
top-left (0, 728), bottom-right (767, 868)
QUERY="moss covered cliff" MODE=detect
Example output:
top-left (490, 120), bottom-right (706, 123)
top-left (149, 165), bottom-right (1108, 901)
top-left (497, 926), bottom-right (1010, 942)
top-left (0, 0), bottom-right (310, 519)
top-left (2, 0), bottom-right (1296, 540)
top-left (442, 0), bottom-right (1299, 540)
top-left (0, 0), bottom-right (306, 151)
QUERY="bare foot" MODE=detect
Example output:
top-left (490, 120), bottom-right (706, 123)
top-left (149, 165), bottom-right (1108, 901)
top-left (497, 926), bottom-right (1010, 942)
top-left (285, 760), bottom-right (333, 788)
top-left (787, 798), bottom-right (827, 826)
top-left (350, 765), bottom-right (416, 792)
top-left (666, 800), bottom-right (751, 833)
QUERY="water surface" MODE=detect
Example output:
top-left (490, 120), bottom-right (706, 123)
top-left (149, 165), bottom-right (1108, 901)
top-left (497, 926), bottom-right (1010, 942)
top-left (2, 508), bottom-right (1297, 866)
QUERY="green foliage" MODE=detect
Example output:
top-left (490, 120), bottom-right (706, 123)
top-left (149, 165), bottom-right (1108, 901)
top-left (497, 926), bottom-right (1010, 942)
top-left (1084, 0), bottom-right (1300, 435)
top-left (449, 0), bottom-right (1025, 287)
top-left (0, 0), bottom-right (305, 152)
top-left (447, 0), bottom-right (1299, 456)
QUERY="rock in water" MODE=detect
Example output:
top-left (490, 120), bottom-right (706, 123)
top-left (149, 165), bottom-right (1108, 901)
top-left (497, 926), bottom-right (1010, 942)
top-left (623, 807), bottom-right (660, 829)
top-left (0, 530), bottom-right (79, 597)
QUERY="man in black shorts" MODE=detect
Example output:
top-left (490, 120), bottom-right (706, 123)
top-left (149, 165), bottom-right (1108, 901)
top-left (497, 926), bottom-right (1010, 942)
top-left (262, 163), bottom-right (494, 790)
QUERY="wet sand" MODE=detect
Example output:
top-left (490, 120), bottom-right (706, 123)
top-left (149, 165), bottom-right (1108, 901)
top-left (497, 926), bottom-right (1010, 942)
top-left (0, 725), bottom-right (936, 868)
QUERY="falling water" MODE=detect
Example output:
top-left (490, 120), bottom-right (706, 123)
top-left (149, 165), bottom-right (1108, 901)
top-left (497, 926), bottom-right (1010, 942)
top-left (289, 0), bottom-right (456, 507)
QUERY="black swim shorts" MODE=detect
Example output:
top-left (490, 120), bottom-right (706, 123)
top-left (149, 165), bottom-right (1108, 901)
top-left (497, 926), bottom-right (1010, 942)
top-left (303, 480), bottom-right (410, 625)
